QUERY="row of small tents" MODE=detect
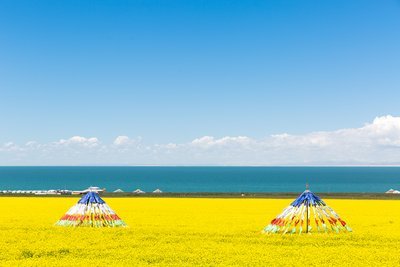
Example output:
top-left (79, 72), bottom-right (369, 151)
top-left (385, 188), bottom-right (400, 194)
top-left (114, 188), bottom-right (162, 194)
top-left (55, 187), bottom-right (352, 234)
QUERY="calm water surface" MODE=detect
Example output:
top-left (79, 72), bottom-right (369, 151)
top-left (0, 166), bottom-right (399, 193)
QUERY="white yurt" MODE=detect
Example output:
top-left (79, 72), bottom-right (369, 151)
top-left (133, 189), bottom-right (145, 194)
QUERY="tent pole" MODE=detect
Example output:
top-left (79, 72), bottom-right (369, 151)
top-left (305, 182), bottom-right (309, 233)
top-left (306, 200), bottom-right (309, 233)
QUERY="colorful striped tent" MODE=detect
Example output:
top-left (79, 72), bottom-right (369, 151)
top-left (263, 188), bottom-right (351, 234)
top-left (56, 191), bottom-right (126, 227)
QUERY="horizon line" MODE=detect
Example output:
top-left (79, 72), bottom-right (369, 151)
top-left (1, 164), bottom-right (400, 167)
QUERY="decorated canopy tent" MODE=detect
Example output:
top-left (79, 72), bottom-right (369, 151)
top-left (263, 188), bottom-right (351, 234)
top-left (56, 191), bottom-right (126, 227)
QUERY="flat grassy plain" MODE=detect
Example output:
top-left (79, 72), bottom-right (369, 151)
top-left (0, 197), bottom-right (399, 266)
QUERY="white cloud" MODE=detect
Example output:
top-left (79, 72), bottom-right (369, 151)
top-left (1, 142), bottom-right (20, 152)
top-left (1, 115), bottom-right (400, 165)
top-left (4, 142), bottom-right (15, 148)
top-left (113, 136), bottom-right (131, 146)
top-left (162, 143), bottom-right (178, 149)
top-left (25, 141), bottom-right (38, 147)
top-left (191, 136), bottom-right (252, 148)
top-left (268, 115), bottom-right (400, 149)
top-left (270, 132), bottom-right (332, 147)
top-left (191, 136), bottom-right (214, 147)
top-left (55, 136), bottom-right (99, 147)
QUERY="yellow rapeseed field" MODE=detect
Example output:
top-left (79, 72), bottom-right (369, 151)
top-left (0, 197), bottom-right (399, 266)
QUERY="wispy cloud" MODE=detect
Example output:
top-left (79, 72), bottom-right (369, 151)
top-left (1, 115), bottom-right (400, 165)
top-left (54, 136), bottom-right (100, 147)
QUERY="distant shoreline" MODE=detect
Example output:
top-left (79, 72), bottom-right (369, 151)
top-left (2, 165), bottom-right (400, 167)
top-left (1, 192), bottom-right (399, 200)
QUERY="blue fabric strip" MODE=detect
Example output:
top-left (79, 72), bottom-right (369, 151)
top-left (290, 190), bottom-right (326, 207)
top-left (78, 191), bottom-right (106, 204)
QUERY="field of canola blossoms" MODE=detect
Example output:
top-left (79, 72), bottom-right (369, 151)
top-left (0, 197), bottom-right (399, 266)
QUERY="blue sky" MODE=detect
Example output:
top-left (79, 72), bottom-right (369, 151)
top-left (1, 1), bottom-right (400, 165)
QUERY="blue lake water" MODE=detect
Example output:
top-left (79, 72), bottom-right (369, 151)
top-left (0, 166), bottom-right (399, 193)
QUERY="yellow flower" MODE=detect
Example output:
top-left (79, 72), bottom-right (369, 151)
top-left (0, 197), bottom-right (399, 266)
